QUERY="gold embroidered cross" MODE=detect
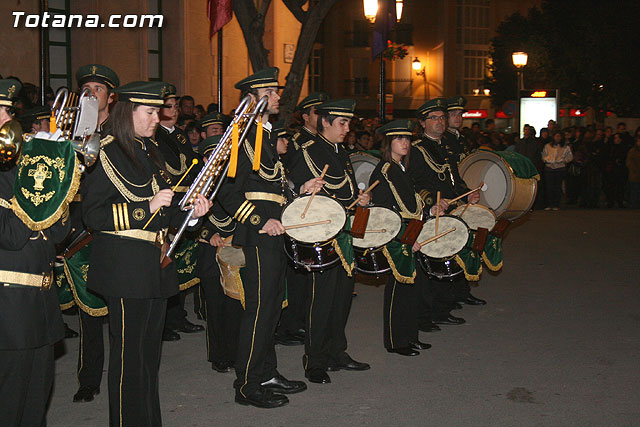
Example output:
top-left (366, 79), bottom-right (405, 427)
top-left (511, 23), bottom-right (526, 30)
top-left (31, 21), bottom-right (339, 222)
top-left (28, 163), bottom-right (52, 191)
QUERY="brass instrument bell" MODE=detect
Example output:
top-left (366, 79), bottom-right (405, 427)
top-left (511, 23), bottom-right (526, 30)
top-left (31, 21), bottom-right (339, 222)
top-left (0, 120), bottom-right (24, 166)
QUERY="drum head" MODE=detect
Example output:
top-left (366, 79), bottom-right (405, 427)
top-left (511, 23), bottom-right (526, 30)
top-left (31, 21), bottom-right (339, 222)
top-left (458, 151), bottom-right (514, 216)
top-left (450, 204), bottom-right (496, 231)
top-left (352, 206), bottom-right (402, 248)
top-left (349, 152), bottom-right (380, 189)
top-left (418, 215), bottom-right (469, 258)
top-left (217, 246), bottom-right (245, 267)
top-left (281, 195), bottom-right (346, 243)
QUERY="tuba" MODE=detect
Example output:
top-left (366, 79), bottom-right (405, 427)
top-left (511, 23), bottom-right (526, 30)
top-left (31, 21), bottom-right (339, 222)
top-left (50, 87), bottom-right (101, 166)
top-left (163, 95), bottom-right (269, 263)
top-left (0, 119), bottom-right (24, 167)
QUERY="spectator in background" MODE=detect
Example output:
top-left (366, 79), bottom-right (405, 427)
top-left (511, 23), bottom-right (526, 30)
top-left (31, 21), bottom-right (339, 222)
top-left (626, 134), bottom-right (640, 208)
top-left (539, 127), bottom-right (551, 146)
top-left (355, 130), bottom-right (373, 151)
top-left (344, 130), bottom-right (357, 151)
top-left (516, 125), bottom-right (544, 208)
top-left (566, 127), bottom-right (587, 204)
top-left (176, 114), bottom-right (195, 131)
top-left (604, 126), bottom-right (614, 144)
top-left (603, 133), bottom-right (628, 208)
top-left (179, 95), bottom-right (195, 116)
top-left (485, 119), bottom-right (496, 133)
top-left (542, 131), bottom-right (573, 210)
top-left (185, 121), bottom-right (201, 150)
top-left (206, 103), bottom-right (219, 114)
top-left (547, 119), bottom-right (557, 134)
top-left (194, 105), bottom-right (205, 121)
top-left (616, 122), bottom-right (633, 147)
top-left (582, 128), bottom-right (605, 208)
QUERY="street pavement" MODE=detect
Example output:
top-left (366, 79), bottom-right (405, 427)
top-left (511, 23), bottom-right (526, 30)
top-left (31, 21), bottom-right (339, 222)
top-left (47, 209), bottom-right (640, 426)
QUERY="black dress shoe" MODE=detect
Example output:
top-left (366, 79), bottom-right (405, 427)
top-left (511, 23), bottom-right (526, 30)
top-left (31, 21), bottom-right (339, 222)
top-left (211, 361), bottom-right (233, 373)
top-left (419, 322), bottom-right (441, 332)
top-left (433, 315), bottom-right (466, 325)
top-left (387, 347), bottom-right (419, 356)
top-left (463, 295), bottom-right (487, 305)
top-left (73, 386), bottom-right (100, 402)
top-left (305, 369), bottom-right (331, 384)
top-left (235, 388), bottom-right (289, 408)
top-left (274, 332), bottom-right (304, 346)
top-left (64, 323), bottom-right (79, 339)
top-left (175, 320), bottom-right (204, 333)
top-left (261, 374), bottom-right (307, 394)
top-left (327, 354), bottom-right (370, 371)
top-left (452, 302), bottom-right (464, 310)
top-left (409, 340), bottom-right (432, 350)
top-left (162, 328), bottom-right (180, 341)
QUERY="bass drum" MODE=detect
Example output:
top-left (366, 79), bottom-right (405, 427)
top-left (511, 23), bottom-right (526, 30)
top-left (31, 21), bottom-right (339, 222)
top-left (349, 151), bottom-right (380, 189)
top-left (458, 150), bottom-right (537, 220)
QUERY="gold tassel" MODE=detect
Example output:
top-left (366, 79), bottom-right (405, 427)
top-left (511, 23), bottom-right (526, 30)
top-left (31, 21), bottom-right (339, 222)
top-left (252, 118), bottom-right (263, 171)
top-left (228, 122), bottom-right (239, 178)
top-left (50, 111), bottom-right (57, 133)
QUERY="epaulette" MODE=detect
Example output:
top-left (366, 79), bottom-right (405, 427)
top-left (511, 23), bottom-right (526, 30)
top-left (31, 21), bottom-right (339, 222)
top-left (292, 131), bottom-right (301, 142)
top-left (100, 135), bottom-right (114, 147)
top-left (0, 197), bottom-right (10, 209)
top-left (301, 140), bottom-right (315, 149)
top-left (381, 162), bottom-right (391, 174)
top-left (411, 139), bottom-right (421, 147)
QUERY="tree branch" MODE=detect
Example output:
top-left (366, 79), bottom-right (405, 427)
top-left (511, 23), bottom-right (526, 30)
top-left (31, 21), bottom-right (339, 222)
top-left (258, 0), bottom-right (272, 19)
top-left (283, 0), bottom-right (307, 23)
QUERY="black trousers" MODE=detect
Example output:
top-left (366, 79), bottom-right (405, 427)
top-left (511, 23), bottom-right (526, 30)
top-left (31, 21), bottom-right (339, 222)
top-left (77, 309), bottom-right (105, 389)
top-left (233, 245), bottom-right (286, 397)
top-left (104, 297), bottom-right (166, 427)
top-left (0, 344), bottom-right (54, 426)
top-left (199, 275), bottom-right (243, 363)
top-left (303, 266), bottom-right (354, 371)
top-left (383, 272), bottom-right (419, 350)
top-left (165, 290), bottom-right (187, 329)
top-left (277, 265), bottom-right (309, 335)
top-left (416, 265), bottom-right (455, 325)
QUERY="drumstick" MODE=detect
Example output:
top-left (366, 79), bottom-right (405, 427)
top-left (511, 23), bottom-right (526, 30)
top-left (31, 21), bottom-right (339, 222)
top-left (445, 182), bottom-right (485, 204)
top-left (301, 164), bottom-right (329, 219)
top-left (418, 227), bottom-right (456, 248)
top-left (258, 219), bottom-right (332, 234)
top-left (143, 158), bottom-right (199, 230)
top-left (347, 180), bottom-right (380, 210)
top-left (435, 191), bottom-right (441, 235)
top-left (363, 229), bottom-right (387, 233)
top-left (460, 203), bottom-right (471, 217)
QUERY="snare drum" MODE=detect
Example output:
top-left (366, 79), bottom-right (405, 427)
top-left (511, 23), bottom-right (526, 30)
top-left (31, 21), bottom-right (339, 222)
top-left (450, 204), bottom-right (496, 231)
top-left (352, 206), bottom-right (402, 275)
top-left (349, 151), bottom-right (380, 189)
top-left (216, 245), bottom-right (246, 305)
top-left (281, 195), bottom-right (346, 271)
top-left (417, 215), bottom-right (469, 281)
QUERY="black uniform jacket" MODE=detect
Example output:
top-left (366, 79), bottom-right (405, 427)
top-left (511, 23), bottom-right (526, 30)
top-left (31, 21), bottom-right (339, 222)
top-left (155, 125), bottom-right (201, 190)
top-left (216, 123), bottom-right (292, 249)
top-left (288, 133), bottom-right (359, 209)
top-left (82, 136), bottom-right (185, 299)
top-left (408, 134), bottom-right (470, 211)
top-left (282, 126), bottom-right (314, 171)
top-left (442, 128), bottom-right (469, 162)
top-left (369, 160), bottom-right (423, 221)
top-left (195, 203), bottom-right (235, 278)
top-left (0, 166), bottom-right (67, 350)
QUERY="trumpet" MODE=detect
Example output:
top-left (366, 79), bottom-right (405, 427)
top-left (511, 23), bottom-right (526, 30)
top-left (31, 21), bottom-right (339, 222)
top-left (163, 95), bottom-right (269, 262)
top-left (50, 87), bottom-right (101, 166)
top-left (0, 119), bottom-right (24, 167)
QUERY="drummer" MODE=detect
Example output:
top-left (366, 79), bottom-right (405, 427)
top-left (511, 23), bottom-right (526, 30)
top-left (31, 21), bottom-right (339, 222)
top-left (290, 92), bottom-right (330, 151)
top-left (288, 99), bottom-right (371, 384)
top-left (407, 98), bottom-right (485, 326)
top-left (442, 96), bottom-right (471, 160)
top-left (369, 119), bottom-right (433, 356)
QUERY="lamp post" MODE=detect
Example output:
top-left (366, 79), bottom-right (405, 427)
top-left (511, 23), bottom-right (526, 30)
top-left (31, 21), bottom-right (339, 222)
top-left (512, 51), bottom-right (528, 136)
top-left (412, 56), bottom-right (427, 100)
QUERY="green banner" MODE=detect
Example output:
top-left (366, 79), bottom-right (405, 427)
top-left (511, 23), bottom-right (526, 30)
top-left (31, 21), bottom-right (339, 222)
top-left (63, 243), bottom-right (107, 316)
top-left (455, 234), bottom-right (483, 282)
top-left (11, 138), bottom-right (81, 230)
top-left (54, 262), bottom-right (75, 311)
top-left (482, 235), bottom-right (503, 271)
top-left (333, 216), bottom-right (355, 276)
top-left (175, 238), bottom-right (200, 291)
top-left (381, 224), bottom-right (416, 283)
top-left (494, 150), bottom-right (540, 180)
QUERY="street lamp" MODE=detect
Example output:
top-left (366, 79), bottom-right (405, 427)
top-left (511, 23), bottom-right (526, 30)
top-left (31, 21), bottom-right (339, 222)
top-left (363, 0), bottom-right (378, 23)
top-left (396, 0), bottom-right (403, 21)
top-left (412, 57), bottom-right (427, 100)
top-left (512, 51), bottom-right (528, 137)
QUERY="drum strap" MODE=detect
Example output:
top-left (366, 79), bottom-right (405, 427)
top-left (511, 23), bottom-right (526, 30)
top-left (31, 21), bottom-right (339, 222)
top-left (381, 163), bottom-right (423, 220)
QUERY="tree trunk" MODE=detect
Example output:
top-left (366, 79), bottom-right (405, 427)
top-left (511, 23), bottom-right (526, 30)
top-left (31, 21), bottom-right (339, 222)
top-left (233, 0), bottom-right (270, 71)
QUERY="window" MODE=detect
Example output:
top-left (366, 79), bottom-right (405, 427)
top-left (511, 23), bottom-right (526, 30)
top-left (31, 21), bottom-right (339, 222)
top-left (308, 45), bottom-right (324, 92)
top-left (352, 19), bottom-right (370, 47)
top-left (47, 0), bottom-right (71, 91)
top-left (456, 0), bottom-right (491, 95)
top-left (147, 0), bottom-right (162, 81)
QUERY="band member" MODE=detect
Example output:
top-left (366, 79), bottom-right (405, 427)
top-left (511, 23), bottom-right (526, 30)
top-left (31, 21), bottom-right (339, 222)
top-left (443, 96), bottom-right (471, 160)
top-left (196, 135), bottom-right (242, 373)
top-left (288, 99), bottom-right (371, 384)
top-left (156, 83), bottom-right (205, 341)
top-left (369, 120), bottom-right (433, 356)
top-left (81, 81), bottom-right (211, 425)
top-left (199, 111), bottom-right (229, 138)
top-left (18, 105), bottom-right (51, 134)
top-left (407, 99), bottom-right (481, 327)
top-left (217, 67), bottom-right (312, 408)
top-left (290, 92), bottom-right (330, 150)
top-left (0, 78), bottom-right (69, 426)
top-left (65, 63), bottom-right (120, 403)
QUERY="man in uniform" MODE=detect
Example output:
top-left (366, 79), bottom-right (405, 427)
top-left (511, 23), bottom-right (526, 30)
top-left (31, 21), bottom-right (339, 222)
top-left (66, 64), bottom-right (120, 403)
top-left (156, 83), bottom-right (205, 341)
top-left (18, 105), bottom-right (51, 134)
top-left (199, 111), bottom-right (229, 139)
top-left (0, 78), bottom-right (69, 425)
top-left (217, 67), bottom-right (312, 408)
top-left (407, 98), bottom-right (475, 329)
top-left (288, 99), bottom-right (371, 385)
